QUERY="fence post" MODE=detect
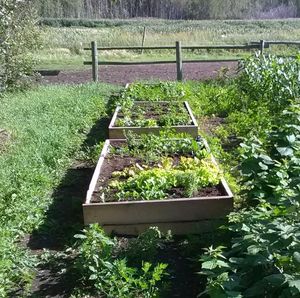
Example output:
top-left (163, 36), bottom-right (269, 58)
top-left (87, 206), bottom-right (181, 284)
top-left (91, 41), bottom-right (98, 82)
top-left (141, 26), bottom-right (146, 55)
top-left (259, 39), bottom-right (265, 56)
top-left (176, 41), bottom-right (183, 81)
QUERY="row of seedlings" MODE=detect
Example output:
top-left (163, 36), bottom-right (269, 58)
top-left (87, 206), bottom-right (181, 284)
top-left (83, 85), bottom-right (233, 235)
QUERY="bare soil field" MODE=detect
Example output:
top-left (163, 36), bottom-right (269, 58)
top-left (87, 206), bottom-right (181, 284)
top-left (42, 61), bottom-right (238, 85)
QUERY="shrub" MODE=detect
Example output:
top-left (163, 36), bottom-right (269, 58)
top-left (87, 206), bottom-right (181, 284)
top-left (199, 86), bottom-right (300, 296)
top-left (238, 55), bottom-right (300, 114)
top-left (72, 224), bottom-right (168, 298)
top-left (0, 0), bottom-right (40, 92)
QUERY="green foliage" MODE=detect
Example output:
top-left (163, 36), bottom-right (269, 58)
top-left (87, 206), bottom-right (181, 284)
top-left (124, 82), bottom-right (188, 102)
top-left (73, 224), bottom-right (168, 298)
top-left (106, 156), bottom-right (220, 201)
top-left (115, 131), bottom-right (207, 161)
top-left (199, 57), bottom-right (300, 297)
top-left (101, 129), bottom-right (221, 202)
top-left (122, 227), bottom-right (171, 265)
top-left (0, 0), bottom-right (41, 92)
top-left (115, 102), bottom-right (191, 128)
top-left (120, 80), bottom-right (241, 119)
top-left (239, 54), bottom-right (300, 114)
top-left (0, 83), bottom-right (117, 295)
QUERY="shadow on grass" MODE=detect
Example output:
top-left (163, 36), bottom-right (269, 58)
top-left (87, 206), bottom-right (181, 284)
top-left (28, 116), bottom-right (110, 297)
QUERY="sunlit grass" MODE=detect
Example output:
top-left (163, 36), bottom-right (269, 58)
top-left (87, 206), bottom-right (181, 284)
top-left (37, 18), bottom-right (300, 70)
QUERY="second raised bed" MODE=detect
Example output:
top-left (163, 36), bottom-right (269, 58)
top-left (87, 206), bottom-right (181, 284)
top-left (108, 101), bottom-right (198, 139)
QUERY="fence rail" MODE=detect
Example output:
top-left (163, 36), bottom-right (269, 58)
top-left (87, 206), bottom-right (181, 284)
top-left (83, 44), bottom-right (258, 51)
top-left (268, 41), bottom-right (300, 46)
top-left (83, 58), bottom-right (240, 66)
top-left (83, 40), bottom-right (299, 82)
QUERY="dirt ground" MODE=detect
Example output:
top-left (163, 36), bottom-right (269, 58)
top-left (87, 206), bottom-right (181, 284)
top-left (41, 61), bottom-right (238, 85)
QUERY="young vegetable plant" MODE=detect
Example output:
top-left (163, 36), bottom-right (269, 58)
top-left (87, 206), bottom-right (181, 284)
top-left (114, 102), bottom-right (191, 128)
top-left (99, 132), bottom-right (222, 202)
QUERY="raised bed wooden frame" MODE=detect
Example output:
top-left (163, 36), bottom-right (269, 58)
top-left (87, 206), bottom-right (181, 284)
top-left (83, 139), bottom-right (233, 235)
top-left (108, 101), bottom-right (198, 139)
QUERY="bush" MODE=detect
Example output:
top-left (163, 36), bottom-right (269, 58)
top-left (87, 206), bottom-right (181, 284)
top-left (0, 0), bottom-right (40, 92)
top-left (72, 224), bottom-right (168, 298)
top-left (200, 57), bottom-right (300, 297)
top-left (238, 55), bottom-right (300, 114)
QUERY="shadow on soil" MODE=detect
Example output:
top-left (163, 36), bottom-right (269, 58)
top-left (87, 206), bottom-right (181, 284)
top-left (27, 116), bottom-right (110, 297)
top-left (27, 114), bottom-right (216, 297)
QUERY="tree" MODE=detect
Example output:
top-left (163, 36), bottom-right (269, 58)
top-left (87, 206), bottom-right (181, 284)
top-left (0, 0), bottom-right (40, 92)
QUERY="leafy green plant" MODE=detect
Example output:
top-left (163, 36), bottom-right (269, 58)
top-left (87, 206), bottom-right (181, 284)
top-left (239, 54), bottom-right (300, 114)
top-left (200, 104), bottom-right (300, 297)
top-left (72, 224), bottom-right (168, 298)
top-left (103, 151), bottom-right (220, 202)
top-left (101, 131), bottom-right (221, 202)
top-left (0, 0), bottom-right (40, 92)
top-left (117, 130), bottom-right (207, 161)
top-left (114, 101), bottom-right (191, 128)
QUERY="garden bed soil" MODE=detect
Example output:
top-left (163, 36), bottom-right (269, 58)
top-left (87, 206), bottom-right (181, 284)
top-left (109, 101), bottom-right (198, 138)
top-left (200, 116), bottom-right (226, 135)
top-left (91, 155), bottom-right (225, 203)
top-left (83, 139), bottom-right (233, 235)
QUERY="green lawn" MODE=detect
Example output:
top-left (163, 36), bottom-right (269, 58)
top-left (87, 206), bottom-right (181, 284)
top-left (0, 83), bottom-right (119, 295)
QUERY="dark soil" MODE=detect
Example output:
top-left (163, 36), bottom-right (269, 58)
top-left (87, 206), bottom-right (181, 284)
top-left (159, 241), bottom-right (205, 298)
top-left (26, 161), bottom-right (95, 297)
top-left (199, 116), bottom-right (226, 135)
top-left (116, 101), bottom-right (192, 126)
top-left (0, 128), bottom-right (11, 152)
top-left (25, 116), bottom-right (112, 297)
top-left (91, 150), bottom-right (226, 203)
top-left (41, 62), bottom-right (238, 85)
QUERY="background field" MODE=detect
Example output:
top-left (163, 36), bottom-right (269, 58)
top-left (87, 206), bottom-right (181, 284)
top-left (37, 18), bottom-right (300, 70)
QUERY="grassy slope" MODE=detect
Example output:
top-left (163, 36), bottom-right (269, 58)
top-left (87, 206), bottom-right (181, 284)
top-left (0, 83), bottom-right (119, 295)
top-left (37, 18), bottom-right (300, 70)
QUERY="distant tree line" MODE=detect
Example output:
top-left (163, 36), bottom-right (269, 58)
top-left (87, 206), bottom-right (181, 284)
top-left (35, 0), bottom-right (300, 19)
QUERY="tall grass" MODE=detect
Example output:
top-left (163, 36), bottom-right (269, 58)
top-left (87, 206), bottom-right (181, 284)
top-left (37, 18), bottom-right (300, 70)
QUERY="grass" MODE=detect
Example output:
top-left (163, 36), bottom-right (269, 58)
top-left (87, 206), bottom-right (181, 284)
top-left (0, 83), bottom-right (119, 295)
top-left (37, 18), bottom-right (300, 70)
top-left (1, 55), bottom-right (299, 294)
top-left (0, 79), bottom-right (237, 295)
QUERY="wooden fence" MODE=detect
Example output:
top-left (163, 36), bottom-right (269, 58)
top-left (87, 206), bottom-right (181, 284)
top-left (83, 40), bottom-right (299, 82)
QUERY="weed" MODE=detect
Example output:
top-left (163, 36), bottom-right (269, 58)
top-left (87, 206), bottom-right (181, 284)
top-left (72, 224), bottom-right (168, 298)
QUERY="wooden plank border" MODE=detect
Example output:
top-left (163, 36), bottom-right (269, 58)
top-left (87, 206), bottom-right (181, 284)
top-left (83, 139), bottom-right (233, 235)
top-left (108, 101), bottom-right (199, 139)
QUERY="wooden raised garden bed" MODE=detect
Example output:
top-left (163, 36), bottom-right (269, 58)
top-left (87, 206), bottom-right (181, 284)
top-left (108, 101), bottom-right (198, 139)
top-left (83, 138), bottom-right (233, 235)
